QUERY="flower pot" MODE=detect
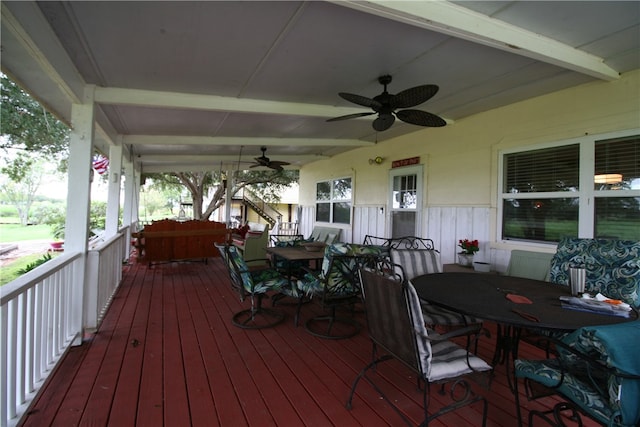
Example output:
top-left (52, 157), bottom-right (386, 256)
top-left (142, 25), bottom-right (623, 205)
top-left (473, 261), bottom-right (491, 273)
top-left (457, 253), bottom-right (474, 267)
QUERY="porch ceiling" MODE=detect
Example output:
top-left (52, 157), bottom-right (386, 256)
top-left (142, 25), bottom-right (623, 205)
top-left (2, 1), bottom-right (639, 173)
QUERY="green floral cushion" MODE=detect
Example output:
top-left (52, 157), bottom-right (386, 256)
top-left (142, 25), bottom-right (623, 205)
top-left (227, 245), bottom-right (288, 294)
top-left (516, 322), bottom-right (640, 426)
top-left (550, 238), bottom-right (640, 308)
top-left (297, 243), bottom-right (384, 297)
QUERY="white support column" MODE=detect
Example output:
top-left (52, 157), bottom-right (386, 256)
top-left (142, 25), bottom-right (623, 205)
top-left (65, 88), bottom-right (95, 344)
top-left (105, 144), bottom-right (123, 237)
top-left (122, 159), bottom-right (136, 260)
top-left (122, 160), bottom-right (135, 229)
top-left (225, 169), bottom-right (233, 226)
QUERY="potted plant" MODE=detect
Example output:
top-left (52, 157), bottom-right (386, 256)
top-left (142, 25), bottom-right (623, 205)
top-left (457, 239), bottom-right (479, 267)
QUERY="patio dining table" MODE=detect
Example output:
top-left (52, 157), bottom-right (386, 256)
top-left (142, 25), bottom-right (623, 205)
top-left (265, 245), bottom-right (325, 278)
top-left (410, 272), bottom-right (638, 426)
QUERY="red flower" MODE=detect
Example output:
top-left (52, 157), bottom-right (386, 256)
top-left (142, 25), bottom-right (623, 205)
top-left (458, 239), bottom-right (479, 254)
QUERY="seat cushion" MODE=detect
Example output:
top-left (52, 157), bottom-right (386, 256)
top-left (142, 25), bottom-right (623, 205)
top-left (515, 359), bottom-right (614, 426)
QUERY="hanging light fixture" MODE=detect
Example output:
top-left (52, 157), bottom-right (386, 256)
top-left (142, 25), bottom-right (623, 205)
top-left (594, 173), bottom-right (622, 184)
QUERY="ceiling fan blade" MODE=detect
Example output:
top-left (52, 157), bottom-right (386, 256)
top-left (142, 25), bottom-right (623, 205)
top-left (326, 112), bottom-right (375, 122)
top-left (396, 109), bottom-right (447, 127)
top-left (339, 92), bottom-right (383, 109)
top-left (372, 113), bottom-right (395, 131)
top-left (391, 85), bottom-right (439, 108)
top-left (270, 165), bottom-right (284, 172)
top-left (269, 161), bottom-right (290, 167)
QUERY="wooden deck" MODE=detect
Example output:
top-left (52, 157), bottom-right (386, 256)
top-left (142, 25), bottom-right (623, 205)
top-left (19, 258), bottom-right (597, 427)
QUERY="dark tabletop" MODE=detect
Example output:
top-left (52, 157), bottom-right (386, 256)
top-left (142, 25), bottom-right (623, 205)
top-left (411, 272), bottom-right (638, 331)
top-left (265, 245), bottom-right (325, 262)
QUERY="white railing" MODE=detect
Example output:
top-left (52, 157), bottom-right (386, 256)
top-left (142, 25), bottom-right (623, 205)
top-left (0, 228), bottom-right (130, 427)
top-left (1, 251), bottom-right (83, 427)
top-left (85, 230), bottom-right (127, 330)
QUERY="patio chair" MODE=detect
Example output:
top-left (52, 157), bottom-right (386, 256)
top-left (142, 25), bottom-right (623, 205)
top-left (514, 321), bottom-right (640, 427)
top-left (215, 242), bottom-right (289, 329)
top-left (389, 243), bottom-right (484, 332)
top-left (347, 261), bottom-right (493, 426)
top-left (297, 243), bottom-right (384, 339)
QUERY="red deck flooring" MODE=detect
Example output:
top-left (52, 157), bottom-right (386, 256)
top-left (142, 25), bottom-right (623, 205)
top-left (18, 258), bottom-right (597, 427)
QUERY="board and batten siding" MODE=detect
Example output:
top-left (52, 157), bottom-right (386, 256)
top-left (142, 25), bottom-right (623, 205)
top-left (298, 204), bottom-right (512, 272)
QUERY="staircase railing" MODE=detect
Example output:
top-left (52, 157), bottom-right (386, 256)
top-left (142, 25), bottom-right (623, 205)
top-left (240, 189), bottom-right (281, 227)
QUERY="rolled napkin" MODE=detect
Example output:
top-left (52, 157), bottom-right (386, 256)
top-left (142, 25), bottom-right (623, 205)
top-left (506, 293), bottom-right (533, 304)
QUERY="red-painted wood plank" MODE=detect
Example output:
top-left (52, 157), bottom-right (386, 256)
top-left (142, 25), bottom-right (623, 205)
top-left (19, 258), bottom-right (601, 427)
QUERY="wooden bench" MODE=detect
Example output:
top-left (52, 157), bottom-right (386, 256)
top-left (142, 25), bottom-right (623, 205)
top-left (133, 219), bottom-right (228, 264)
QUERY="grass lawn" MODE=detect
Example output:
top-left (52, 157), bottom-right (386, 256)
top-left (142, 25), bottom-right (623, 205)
top-left (0, 224), bottom-right (54, 243)
top-left (0, 253), bottom-right (58, 286)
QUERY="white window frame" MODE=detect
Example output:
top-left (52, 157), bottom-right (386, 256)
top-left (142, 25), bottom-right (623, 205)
top-left (315, 176), bottom-right (352, 225)
top-left (497, 129), bottom-right (640, 245)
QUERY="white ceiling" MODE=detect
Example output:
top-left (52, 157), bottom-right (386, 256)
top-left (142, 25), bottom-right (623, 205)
top-left (2, 1), bottom-right (639, 172)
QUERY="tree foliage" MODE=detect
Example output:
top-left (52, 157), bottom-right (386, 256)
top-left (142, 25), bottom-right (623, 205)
top-left (147, 169), bottom-right (299, 221)
top-left (1, 75), bottom-right (70, 225)
top-left (1, 74), bottom-right (69, 166)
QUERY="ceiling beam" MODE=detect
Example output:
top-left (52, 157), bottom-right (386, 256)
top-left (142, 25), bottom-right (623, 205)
top-left (123, 135), bottom-right (373, 147)
top-left (337, 0), bottom-right (620, 81)
top-left (138, 154), bottom-right (327, 163)
top-left (94, 86), bottom-right (369, 118)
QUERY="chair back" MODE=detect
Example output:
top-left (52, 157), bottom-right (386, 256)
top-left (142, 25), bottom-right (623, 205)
top-left (359, 264), bottom-right (428, 376)
top-left (319, 243), bottom-right (385, 297)
top-left (388, 236), bottom-right (436, 250)
top-left (550, 238), bottom-right (640, 307)
top-left (506, 250), bottom-right (553, 281)
top-left (390, 247), bottom-right (442, 280)
top-left (564, 322), bottom-right (640, 426)
top-left (215, 243), bottom-right (247, 299)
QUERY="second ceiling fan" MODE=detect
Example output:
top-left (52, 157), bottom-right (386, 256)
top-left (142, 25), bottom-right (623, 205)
top-left (327, 75), bottom-right (447, 131)
top-left (249, 146), bottom-right (290, 172)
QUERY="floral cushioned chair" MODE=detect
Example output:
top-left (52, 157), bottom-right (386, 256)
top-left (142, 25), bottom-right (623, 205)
top-left (297, 243), bottom-right (384, 339)
top-left (549, 238), bottom-right (640, 308)
top-left (514, 321), bottom-right (640, 427)
top-left (215, 243), bottom-right (299, 329)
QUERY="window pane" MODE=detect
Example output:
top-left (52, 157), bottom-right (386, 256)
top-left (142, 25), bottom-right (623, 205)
top-left (595, 197), bottom-right (640, 239)
top-left (504, 145), bottom-right (579, 193)
top-left (594, 136), bottom-right (640, 190)
top-left (502, 198), bottom-right (578, 242)
top-left (332, 202), bottom-right (351, 224)
top-left (316, 181), bottom-right (331, 201)
top-left (332, 178), bottom-right (352, 200)
top-left (316, 202), bottom-right (330, 222)
top-left (393, 174), bottom-right (417, 209)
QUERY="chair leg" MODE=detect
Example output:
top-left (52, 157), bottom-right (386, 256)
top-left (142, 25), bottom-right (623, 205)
top-left (232, 294), bottom-right (285, 329)
top-left (304, 305), bottom-right (361, 339)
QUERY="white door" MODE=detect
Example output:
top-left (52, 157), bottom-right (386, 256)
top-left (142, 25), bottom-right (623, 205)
top-left (389, 165), bottom-right (423, 238)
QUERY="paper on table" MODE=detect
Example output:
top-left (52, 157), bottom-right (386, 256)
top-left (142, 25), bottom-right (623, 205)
top-left (559, 296), bottom-right (632, 318)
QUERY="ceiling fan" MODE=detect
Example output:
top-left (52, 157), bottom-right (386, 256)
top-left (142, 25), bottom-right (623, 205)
top-left (249, 146), bottom-right (290, 171)
top-left (327, 75), bottom-right (447, 132)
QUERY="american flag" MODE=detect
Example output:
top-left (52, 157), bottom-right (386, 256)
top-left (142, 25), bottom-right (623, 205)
top-left (93, 154), bottom-right (109, 175)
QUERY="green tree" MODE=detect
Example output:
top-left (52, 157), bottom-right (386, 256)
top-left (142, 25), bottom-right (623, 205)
top-left (0, 152), bottom-right (45, 225)
top-left (1, 74), bottom-right (69, 166)
top-left (149, 169), bottom-right (299, 221)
